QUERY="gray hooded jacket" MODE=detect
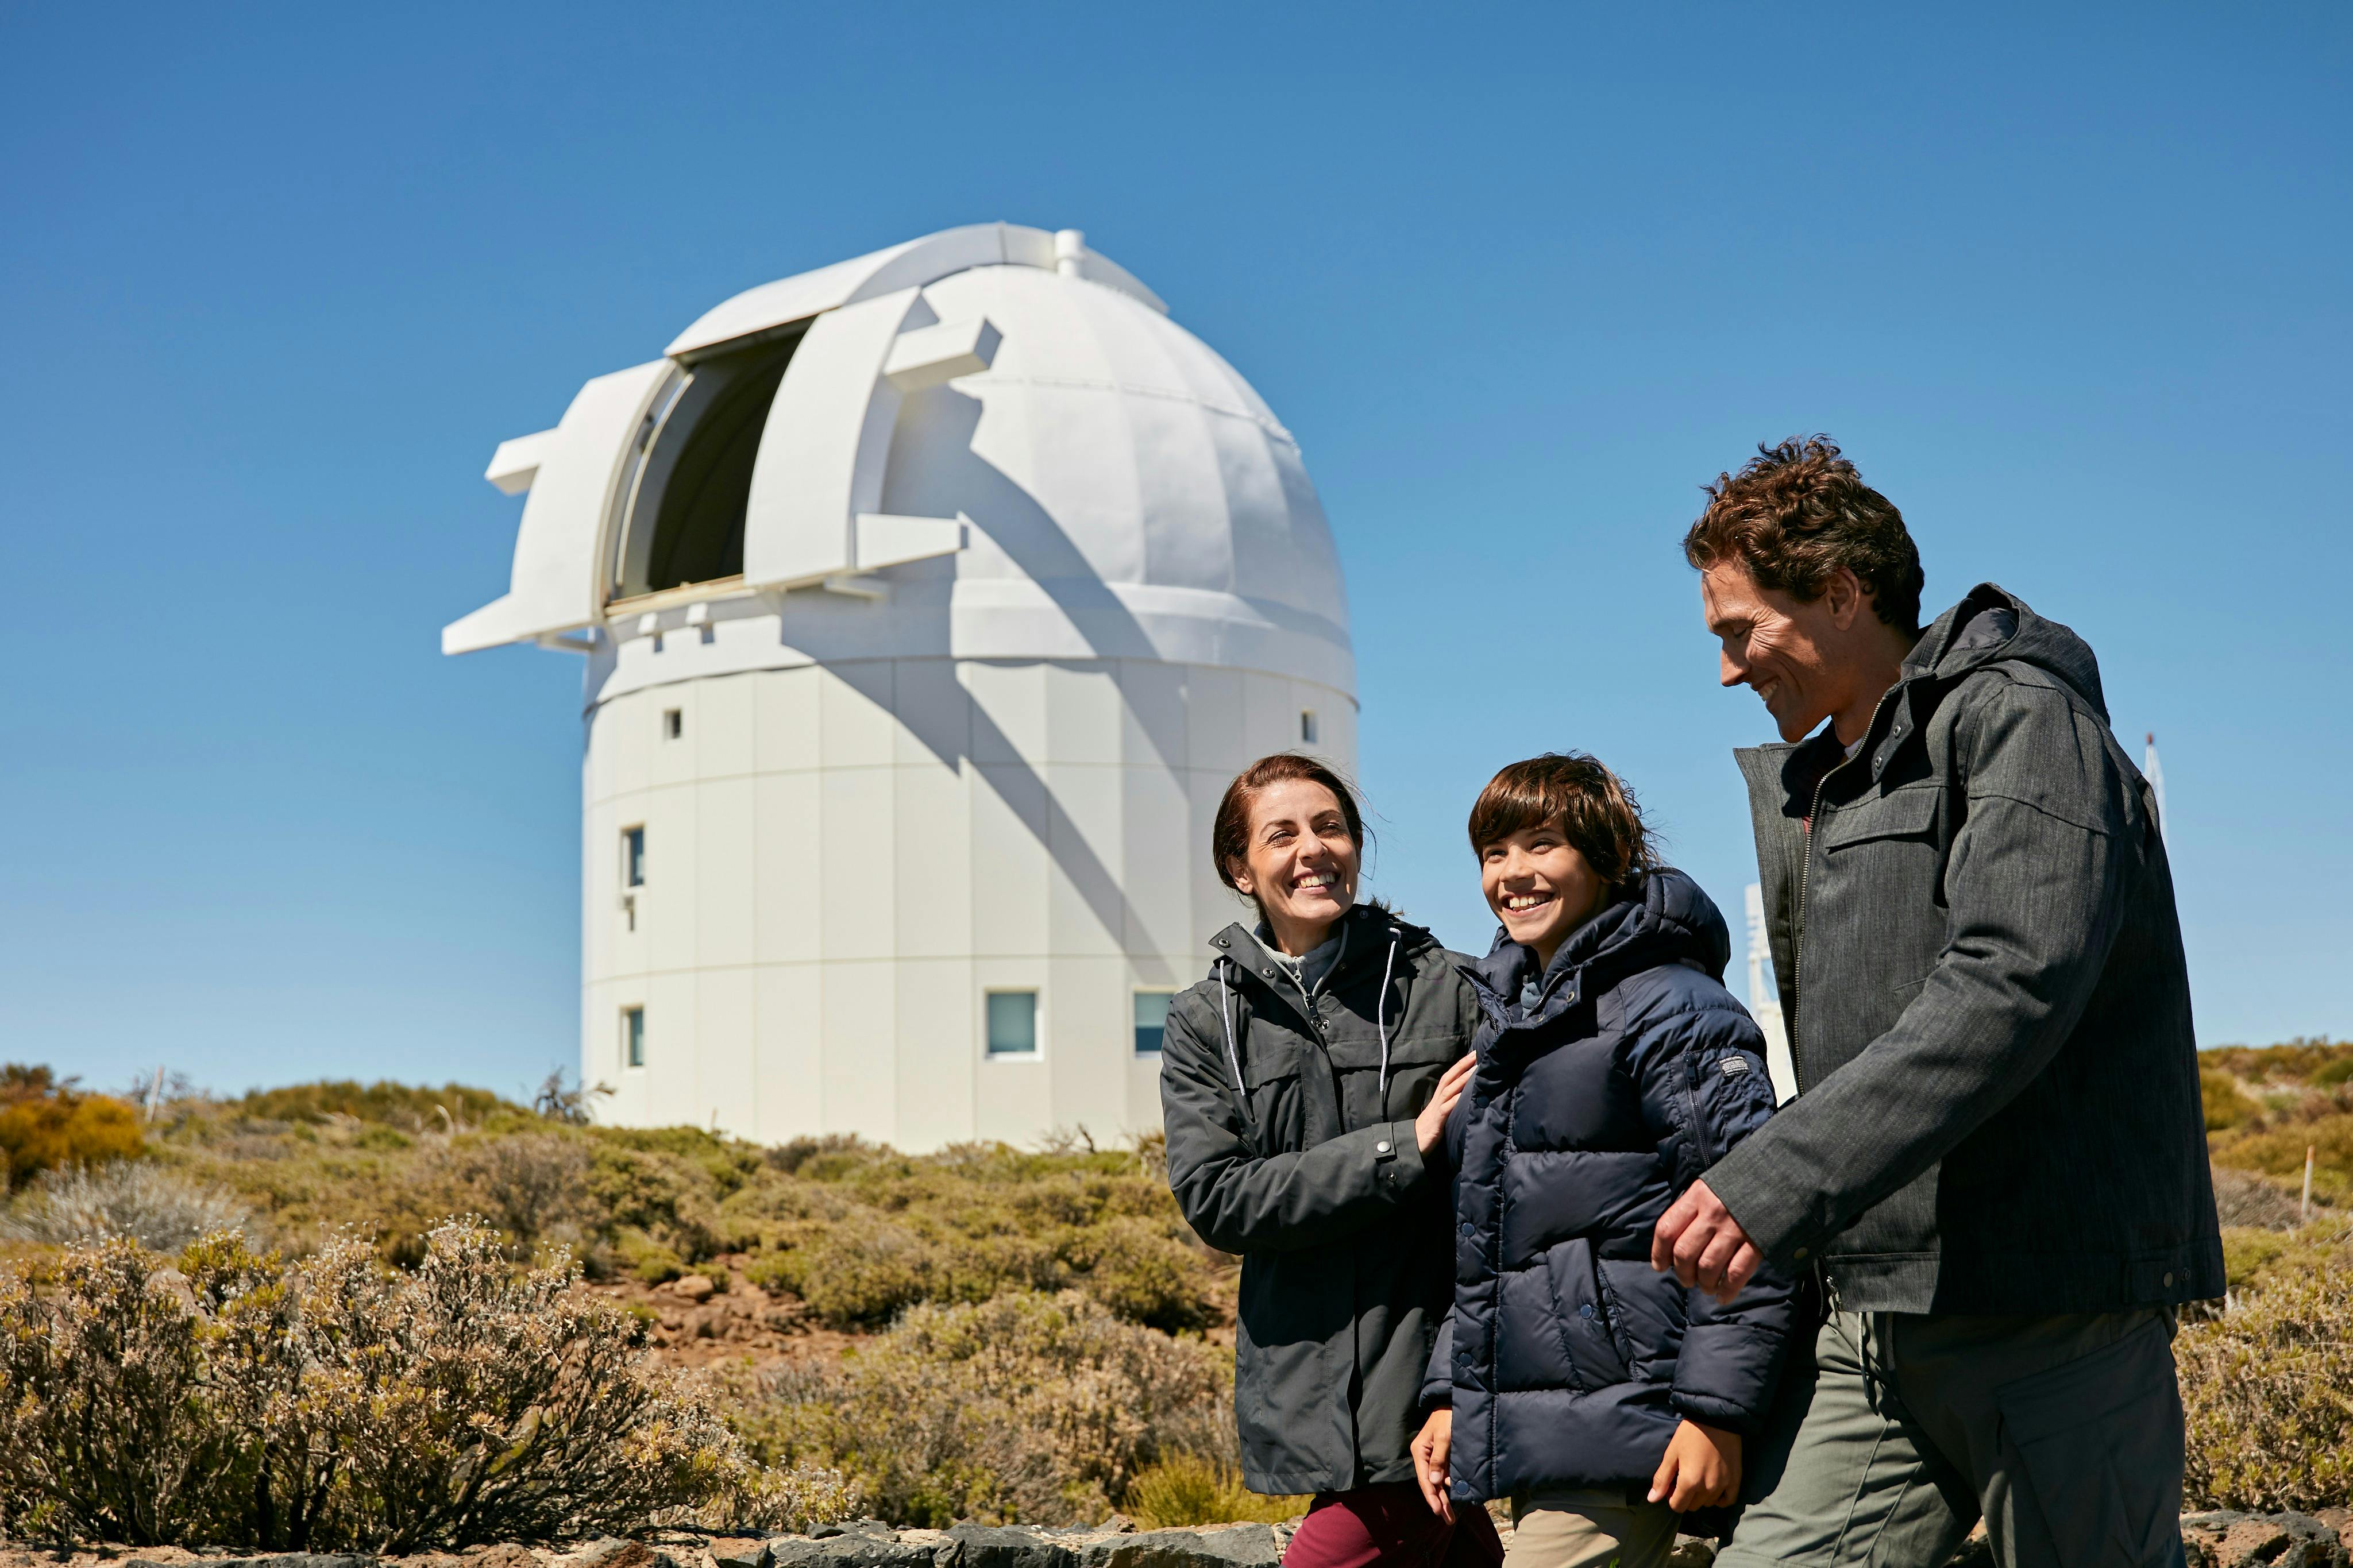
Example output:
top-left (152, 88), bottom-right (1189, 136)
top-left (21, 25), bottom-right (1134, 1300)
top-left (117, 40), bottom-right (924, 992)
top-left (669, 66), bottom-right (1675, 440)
top-left (1706, 584), bottom-right (2224, 1314)
top-left (1160, 903), bottom-right (1478, 1495)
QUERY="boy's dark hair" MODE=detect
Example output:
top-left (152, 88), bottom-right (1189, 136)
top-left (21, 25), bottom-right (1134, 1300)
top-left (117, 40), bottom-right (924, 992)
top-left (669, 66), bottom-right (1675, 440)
top-left (1467, 753), bottom-right (1659, 893)
top-left (1683, 434), bottom-right (1925, 635)
top-left (1212, 752), bottom-right (1368, 893)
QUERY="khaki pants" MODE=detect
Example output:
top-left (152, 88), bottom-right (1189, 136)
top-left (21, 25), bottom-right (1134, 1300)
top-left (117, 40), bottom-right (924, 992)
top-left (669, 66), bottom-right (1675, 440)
top-left (1505, 1490), bottom-right (1678, 1568)
top-left (1719, 1308), bottom-right (2184, 1568)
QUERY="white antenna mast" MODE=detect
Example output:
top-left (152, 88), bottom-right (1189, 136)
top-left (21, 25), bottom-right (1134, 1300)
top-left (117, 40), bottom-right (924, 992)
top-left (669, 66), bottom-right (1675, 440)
top-left (2143, 732), bottom-right (2169, 847)
top-left (1745, 884), bottom-right (1797, 1104)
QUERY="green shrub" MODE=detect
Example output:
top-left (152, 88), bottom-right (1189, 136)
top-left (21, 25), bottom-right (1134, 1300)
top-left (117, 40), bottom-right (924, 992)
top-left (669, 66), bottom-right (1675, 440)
top-left (2201, 1069), bottom-right (2263, 1132)
top-left (136, 1081), bottom-right (1217, 1331)
top-left (1123, 1454), bottom-right (1306, 1528)
top-left (2181, 1246), bottom-right (2353, 1511)
top-left (0, 1221), bottom-right (857, 1550)
top-left (731, 1289), bottom-right (1229, 1526)
top-left (616, 1229), bottom-right (686, 1285)
top-left (2212, 1111), bottom-right (2353, 1205)
top-left (230, 1080), bottom-right (527, 1130)
top-left (1064, 1219), bottom-right (1214, 1333)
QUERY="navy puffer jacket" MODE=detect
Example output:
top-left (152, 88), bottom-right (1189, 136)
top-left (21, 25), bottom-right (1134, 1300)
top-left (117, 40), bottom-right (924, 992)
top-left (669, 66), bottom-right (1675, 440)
top-left (1426, 868), bottom-right (1795, 1503)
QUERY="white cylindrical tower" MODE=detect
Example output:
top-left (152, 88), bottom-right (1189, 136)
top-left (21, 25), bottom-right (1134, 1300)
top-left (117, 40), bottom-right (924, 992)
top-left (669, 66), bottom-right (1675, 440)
top-left (445, 225), bottom-right (1355, 1149)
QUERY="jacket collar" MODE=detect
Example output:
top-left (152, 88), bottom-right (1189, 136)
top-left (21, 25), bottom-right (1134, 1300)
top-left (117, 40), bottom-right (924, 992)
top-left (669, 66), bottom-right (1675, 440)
top-left (1208, 903), bottom-right (1421, 1001)
top-left (1738, 582), bottom-right (2101, 819)
top-left (1458, 868), bottom-right (1730, 1035)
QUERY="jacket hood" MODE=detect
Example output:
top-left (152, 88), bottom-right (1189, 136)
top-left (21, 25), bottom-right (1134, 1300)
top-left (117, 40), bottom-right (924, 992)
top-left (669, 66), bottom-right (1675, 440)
top-left (1905, 582), bottom-right (2108, 720)
top-left (1466, 866), bottom-right (1731, 1010)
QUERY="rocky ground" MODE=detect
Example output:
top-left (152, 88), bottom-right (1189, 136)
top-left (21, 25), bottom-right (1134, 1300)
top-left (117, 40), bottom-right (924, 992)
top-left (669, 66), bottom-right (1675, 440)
top-left (12, 1508), bottom-right (2352, 1568)
top-left (578, 1259), bottom-right (851, 1370)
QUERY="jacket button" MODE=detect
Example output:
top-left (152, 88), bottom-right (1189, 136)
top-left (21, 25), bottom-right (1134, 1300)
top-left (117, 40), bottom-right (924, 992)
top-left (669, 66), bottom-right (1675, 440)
top-left (1375, 1140), bottom-right (1392, 1154)
top-left (2163, 1270), bottom-right (2174, 1287)
top-left (1793, 1247), bottom-right (1808, 1260)
top-left (1459, 1221), bottom-right (1474, 1237)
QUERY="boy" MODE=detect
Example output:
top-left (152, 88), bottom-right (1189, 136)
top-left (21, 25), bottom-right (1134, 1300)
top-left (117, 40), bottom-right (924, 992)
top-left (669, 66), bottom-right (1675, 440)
top-left (1413, 754), bottom-right (1792, 1568)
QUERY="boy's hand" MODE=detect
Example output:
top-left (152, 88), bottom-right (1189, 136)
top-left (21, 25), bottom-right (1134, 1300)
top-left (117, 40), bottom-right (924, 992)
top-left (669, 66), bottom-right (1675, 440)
top-left (1648, 1420), bottom-right (1740, 1512)
top-left (1410, 1408), bottom-right (1455, 1522)
top-left (1416, 1055), bottom-right (1477, 1156)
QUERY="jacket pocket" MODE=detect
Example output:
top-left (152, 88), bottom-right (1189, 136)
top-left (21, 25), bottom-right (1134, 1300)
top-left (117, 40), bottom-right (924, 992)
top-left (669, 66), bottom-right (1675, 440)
top-left (1243, 1044), bottom-right (1311, 1152)
top-left (1819, 784), bottom-right (1941, 852)
top-left (1996, 1315), bottom-right (2184, 1568)
top-left (1541, 1238), bottom-right (1630, 1389)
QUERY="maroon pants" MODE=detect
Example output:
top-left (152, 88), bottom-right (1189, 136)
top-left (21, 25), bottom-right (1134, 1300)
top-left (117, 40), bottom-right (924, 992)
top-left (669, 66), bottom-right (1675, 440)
top-left (1283, 1482), bottom-right (1505, 1568)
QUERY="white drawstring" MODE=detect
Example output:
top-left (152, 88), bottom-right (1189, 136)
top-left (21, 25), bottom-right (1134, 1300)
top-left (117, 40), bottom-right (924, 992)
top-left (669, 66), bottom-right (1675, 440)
top-left (1375, 928), bottom-right (1400, 1097)
top-left (1218, 957), bottom-right (1245, 1095)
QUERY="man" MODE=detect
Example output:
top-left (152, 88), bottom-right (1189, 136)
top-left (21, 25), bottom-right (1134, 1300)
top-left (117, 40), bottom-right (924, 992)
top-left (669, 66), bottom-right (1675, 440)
top-left (1652, 436), bottom-right (2221, 1568)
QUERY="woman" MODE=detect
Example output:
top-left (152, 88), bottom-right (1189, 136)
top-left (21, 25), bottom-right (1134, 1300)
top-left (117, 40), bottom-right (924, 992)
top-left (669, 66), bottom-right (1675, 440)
top-left (1159, 753), bottom-right (1500, 1568)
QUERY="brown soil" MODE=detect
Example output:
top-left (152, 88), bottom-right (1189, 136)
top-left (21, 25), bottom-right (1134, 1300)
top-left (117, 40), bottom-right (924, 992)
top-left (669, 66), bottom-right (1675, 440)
top-left (580, 1254), bottom-right (859, 1372)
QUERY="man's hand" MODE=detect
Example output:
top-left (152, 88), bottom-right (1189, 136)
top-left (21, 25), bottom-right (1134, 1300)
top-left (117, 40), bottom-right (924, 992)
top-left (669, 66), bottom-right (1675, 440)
top-left (1649, 1420), bottom-right (1741, 1512)
top-left (1650, 1178), bottom-right (1763, 1303)
top-left (1415, 1055), bottom-right (1477, 1157)
top-left (1410, 1407), bottom-right (1455, 1522)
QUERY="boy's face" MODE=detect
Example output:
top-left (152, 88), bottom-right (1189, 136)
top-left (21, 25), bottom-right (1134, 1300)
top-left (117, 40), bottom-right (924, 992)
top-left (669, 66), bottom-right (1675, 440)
top-left (1480, 819), bottom-right (1606, 960)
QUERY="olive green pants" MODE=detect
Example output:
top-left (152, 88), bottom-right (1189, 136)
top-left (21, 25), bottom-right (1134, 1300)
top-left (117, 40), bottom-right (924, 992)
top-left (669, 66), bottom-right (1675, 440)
top-left (1718, 1307), bottom-right (2184, 1568)
top-left (1505, 1490), bottom-right (1678, 1568)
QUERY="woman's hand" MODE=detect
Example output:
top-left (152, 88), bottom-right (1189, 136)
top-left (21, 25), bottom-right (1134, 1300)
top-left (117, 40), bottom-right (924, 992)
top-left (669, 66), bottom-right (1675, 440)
top-left (1415, 1054), bottom-right (1478, 1156)
top-left (1410, 1407), bottom-right (1454, 1522)
top-left (1648, 1420), bottom-right (1741, 1512)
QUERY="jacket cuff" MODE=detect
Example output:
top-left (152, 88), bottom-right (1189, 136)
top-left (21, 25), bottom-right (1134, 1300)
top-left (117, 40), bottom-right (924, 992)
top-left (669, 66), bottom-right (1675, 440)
top-left (1703, 1134), bottom-right (1817, 1263)
top-left (1374, 1120), bottom-right (1426, 1195)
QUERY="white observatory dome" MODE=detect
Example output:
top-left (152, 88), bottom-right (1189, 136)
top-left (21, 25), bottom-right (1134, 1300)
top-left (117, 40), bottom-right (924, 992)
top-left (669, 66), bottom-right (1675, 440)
top-left (448, 224), bottom-right (1355, 1149)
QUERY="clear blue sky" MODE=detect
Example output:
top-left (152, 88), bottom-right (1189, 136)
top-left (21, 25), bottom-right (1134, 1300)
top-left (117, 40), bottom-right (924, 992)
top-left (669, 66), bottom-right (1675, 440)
top-left (4, 3), bottom-right (2346, 1103)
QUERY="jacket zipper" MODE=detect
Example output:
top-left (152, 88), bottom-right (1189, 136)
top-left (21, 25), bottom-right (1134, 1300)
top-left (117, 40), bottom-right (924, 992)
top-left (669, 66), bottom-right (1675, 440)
top-left (1791, 697), bottom-right (1899, 1088)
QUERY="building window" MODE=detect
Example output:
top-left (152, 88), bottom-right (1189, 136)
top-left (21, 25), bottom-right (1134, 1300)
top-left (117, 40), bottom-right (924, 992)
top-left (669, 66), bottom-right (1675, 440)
top-left (985, 990), bottom-right (1039, 1057)
top-left (664, 708), bottom-right (683, 740)
top-left (622, 1006), bottom-right (645, 1069)
top-left (623, 826), bottom-right (645, 888)
top-left (1299, 709), bottom-right (1318, 745)
top-left (1133, 991), bottom-right (1173, 1055)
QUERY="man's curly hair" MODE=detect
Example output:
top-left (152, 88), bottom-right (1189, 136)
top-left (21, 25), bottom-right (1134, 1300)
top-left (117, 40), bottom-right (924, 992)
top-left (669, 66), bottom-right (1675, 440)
top-left (1683, 435), bottom-right (1924, 635)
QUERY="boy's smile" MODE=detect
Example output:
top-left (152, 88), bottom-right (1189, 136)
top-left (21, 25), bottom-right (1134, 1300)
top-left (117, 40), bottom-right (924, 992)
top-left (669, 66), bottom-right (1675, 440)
top-left (1480, 819), bottom-right (1607, 972)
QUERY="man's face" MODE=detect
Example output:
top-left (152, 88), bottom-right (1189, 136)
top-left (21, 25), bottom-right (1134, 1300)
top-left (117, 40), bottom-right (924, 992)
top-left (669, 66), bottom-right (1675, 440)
top-left (1700, 563), bottom-right (1851, 742)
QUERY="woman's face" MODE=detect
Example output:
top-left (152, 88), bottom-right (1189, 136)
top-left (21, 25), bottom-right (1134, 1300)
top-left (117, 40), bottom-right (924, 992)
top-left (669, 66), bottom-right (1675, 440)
top-left (1230, 779), bottom-right (1360, 952)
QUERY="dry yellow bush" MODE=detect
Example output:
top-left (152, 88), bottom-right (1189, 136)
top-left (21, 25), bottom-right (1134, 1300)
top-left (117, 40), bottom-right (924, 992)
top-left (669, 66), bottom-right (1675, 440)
top-left (1123, 1454), bottom-right (1305, 1528)
top-left (2180, 1249), bottom-right (2353, 1512)
top-left (730, 1289), bottom-right (1229, 1527)
top-left (0, 1065), bottom-right (142, 1189)
top-left (0, 1221), bottom-right (856, 1550)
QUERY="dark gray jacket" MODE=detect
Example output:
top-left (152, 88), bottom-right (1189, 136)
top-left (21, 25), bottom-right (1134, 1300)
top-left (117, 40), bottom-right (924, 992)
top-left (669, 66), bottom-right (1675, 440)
top-left (1707, 584), bottom-right (2224, 1314)
top-left (1160, 903), bottom-right (1477, 1496)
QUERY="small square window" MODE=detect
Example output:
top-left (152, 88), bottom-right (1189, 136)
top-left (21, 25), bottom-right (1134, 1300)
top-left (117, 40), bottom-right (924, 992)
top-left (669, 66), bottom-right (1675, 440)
top-left (623, 825), bottom-right (645, 888)
top-left (622, 1006), bottom-right (645, 1069)
top-left (1133, 991), bottom-right (1173, 1055)
top-left (1299, 709), bottom-right (1318, 745)
top-left (985, 990), bottom-right (1039, 1057)
top-left (664, 708), bottom-right (683, 740)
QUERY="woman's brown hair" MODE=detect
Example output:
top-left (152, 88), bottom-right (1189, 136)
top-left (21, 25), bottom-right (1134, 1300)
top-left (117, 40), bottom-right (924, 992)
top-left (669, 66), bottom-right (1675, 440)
top-left (1467, 752), bottom-right (1659, 894)
top-left (1211, 752), bottom-right (1368, 893)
